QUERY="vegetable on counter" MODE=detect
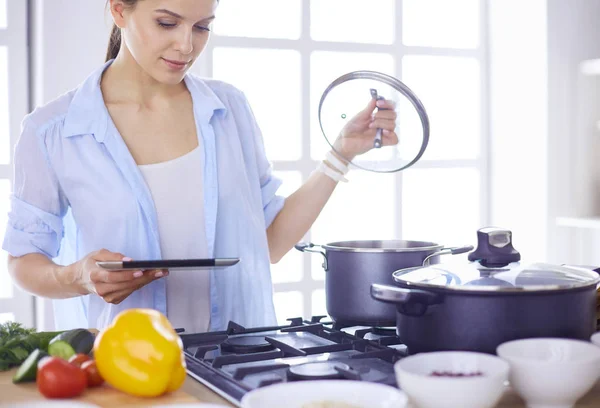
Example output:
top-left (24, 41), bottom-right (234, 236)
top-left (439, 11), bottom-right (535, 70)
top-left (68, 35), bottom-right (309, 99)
top-left (94, 308), bottom-right (187, 397)
top-left (48, 328), bottom-right (95, 359)
top-left (0, 322), bottom-right (64, 371)
top-left (6, 325), bottom-right (96, 384)
top-left (37, 356), bottom-right (88, 399)
top-left (12, 348), bottom-right (48, 383)
top-left (81, 359), bottom-right (104, 387)
top-left (68, 353), bottom-right (92, 367)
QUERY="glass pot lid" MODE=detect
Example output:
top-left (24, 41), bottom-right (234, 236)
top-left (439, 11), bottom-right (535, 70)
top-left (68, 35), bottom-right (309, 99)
top-left (392, 262), bottom-right (600, 292)
top-left (392, 227), bottom-right (600, 292)
top-left (318, 70), bottom-right (430, 173)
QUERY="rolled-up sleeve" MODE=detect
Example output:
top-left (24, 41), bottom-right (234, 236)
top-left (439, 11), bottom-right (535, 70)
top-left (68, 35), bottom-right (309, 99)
top-left (239, 93), bottom-right (285, 228)
top-left (260, 165), bottom-right (285, 228)
top-left (2, 118), bottom-right (68, 258)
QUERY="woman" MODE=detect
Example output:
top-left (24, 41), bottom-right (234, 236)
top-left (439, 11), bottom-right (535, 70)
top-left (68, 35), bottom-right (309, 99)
top-left (3, 0), bottom-right (398, 331)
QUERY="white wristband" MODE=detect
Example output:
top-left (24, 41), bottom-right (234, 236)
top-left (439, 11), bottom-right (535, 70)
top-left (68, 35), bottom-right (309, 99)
top-left (325, 151), bottom-right (350, 175)
top-left (316, 161), bottom-right (348, 183)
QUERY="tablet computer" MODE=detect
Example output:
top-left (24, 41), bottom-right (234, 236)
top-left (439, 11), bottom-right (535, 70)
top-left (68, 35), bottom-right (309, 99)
top-left (96, 258), bottom-right (240, 270)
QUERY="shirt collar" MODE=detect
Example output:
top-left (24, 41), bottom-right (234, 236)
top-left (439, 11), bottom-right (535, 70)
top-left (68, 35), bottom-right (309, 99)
top-left (63, 59), bottom-right (227, 142)
top-left (62, 60), bottom-right (111, 141)
top-left (184, 73), bottom-right (227, 124)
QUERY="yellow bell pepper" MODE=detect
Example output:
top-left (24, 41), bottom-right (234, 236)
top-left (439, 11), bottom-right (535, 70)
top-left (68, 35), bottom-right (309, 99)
top-left (93, 308), bottom-right (186, 397)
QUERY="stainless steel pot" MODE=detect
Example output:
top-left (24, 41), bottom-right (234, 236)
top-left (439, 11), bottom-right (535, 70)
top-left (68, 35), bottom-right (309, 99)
top-left (370, 228), bottom-right (600, 354)
top-left (295, 240), bottom-right (473, 327)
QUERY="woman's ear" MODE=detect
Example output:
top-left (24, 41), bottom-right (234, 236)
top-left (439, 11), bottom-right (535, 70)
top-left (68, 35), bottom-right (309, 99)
top-left (109, 0), bottom-right (127, 29)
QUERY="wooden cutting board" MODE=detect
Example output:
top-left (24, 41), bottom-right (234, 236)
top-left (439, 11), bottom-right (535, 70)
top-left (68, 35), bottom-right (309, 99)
top-left (0, 368), bottom-right (234, 407)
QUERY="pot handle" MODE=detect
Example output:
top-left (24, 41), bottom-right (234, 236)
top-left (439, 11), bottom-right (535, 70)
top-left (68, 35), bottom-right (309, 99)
top-left (423, 245), bottom-right (474, 266)
top-left (295, 242), bottom-right (328, 271)
top-left (370, 283), bottom-right (441, 317)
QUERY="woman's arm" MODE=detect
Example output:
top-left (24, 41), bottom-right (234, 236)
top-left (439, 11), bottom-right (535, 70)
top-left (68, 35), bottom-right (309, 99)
top-left (267, 98), bottom-right (397, 263)
top-left (7, 253), bottom-right (85, 298)
top-left (266, 164), bottom-right (338, 263)
top-left (7, 250), bottom-right (167, 303)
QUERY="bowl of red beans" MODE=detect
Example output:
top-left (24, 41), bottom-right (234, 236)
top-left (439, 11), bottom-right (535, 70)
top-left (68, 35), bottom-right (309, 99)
top-left (394, 351), bottom-right (509, 408)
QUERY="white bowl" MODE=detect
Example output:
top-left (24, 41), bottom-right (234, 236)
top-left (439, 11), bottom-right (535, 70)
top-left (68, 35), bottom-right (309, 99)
top-left (153, 405), bottom-right (230, 407)
top-left (591, 332), bottom-right (600, 347)
top-left (394, 351), bottom-right (509, 408)
top-left (240, 380), bottom-right (408, 408)
top-left (497, 338), bottom-right (600, 408)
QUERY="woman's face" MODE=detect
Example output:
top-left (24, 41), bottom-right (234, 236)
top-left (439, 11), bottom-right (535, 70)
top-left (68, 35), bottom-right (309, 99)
top-left (112, 0), bottom-right (218, 84)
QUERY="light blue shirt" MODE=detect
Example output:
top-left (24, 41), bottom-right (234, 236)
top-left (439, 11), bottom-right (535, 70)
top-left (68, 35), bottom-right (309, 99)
top-left (2, 60), bottom-right (284, 331)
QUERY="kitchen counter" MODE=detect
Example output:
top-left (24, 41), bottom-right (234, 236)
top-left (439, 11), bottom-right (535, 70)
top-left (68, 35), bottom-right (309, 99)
top-left (2, 368), bottom-right (600, 407)
top-left (0, 368), bottom-right (231, 407)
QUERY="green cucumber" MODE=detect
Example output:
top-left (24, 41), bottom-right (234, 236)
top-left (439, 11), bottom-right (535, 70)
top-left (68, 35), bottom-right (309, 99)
top-left (12, 349), bottom-right (48, 383)
top-left (48, 340), bottom-right (76, 359)
top-left (48, 329), bottom-right (95, 358)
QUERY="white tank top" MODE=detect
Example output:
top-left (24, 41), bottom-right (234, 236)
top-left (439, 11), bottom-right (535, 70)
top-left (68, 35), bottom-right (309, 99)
top-left (138, 145), bottom-right (210, 333)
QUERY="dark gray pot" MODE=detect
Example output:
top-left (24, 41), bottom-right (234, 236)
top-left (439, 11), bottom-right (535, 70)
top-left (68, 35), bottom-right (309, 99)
top-left (371, 281), bottom-right (598, 354)
top-left (295, 241), bottom-right (472, 328)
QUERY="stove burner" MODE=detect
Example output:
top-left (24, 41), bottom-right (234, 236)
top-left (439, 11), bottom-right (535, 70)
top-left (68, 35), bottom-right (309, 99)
top-left (287, 362), bottom-right (351, 380)
top-left (221, 335), bottom-right (275, 354)
top-left (372, 327), bottom-right (397, 336)
top-left (181, 316), bottom-right (405, 404)
top-left (332, 319), bottom-right (397, 331)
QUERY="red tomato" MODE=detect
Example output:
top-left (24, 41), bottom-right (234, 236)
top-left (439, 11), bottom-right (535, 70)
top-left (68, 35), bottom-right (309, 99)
top-left (81, 360), bottom-right (104, 388)
top-left (68, 353), bottom-right (92, 367)
top-left (37, 357), bottom-right (87, 398)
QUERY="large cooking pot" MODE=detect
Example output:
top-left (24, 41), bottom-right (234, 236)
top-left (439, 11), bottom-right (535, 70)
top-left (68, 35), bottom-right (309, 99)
top-left (295, 241), bottom-right (473, 327)
top-left (371, 227), bottom-right (600, 354)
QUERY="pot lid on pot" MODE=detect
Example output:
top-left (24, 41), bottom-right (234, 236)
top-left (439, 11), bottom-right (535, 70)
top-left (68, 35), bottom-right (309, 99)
top-left (392, 262), bottom-right (600, 292)
top-left (392, 227), bottom-right (600, 292)
top-left (318, 71), bottom-right (429, 173)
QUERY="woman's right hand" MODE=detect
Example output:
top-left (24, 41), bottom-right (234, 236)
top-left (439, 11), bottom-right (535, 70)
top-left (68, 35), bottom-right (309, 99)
top-left (74, 249), bottom-right (168, 304)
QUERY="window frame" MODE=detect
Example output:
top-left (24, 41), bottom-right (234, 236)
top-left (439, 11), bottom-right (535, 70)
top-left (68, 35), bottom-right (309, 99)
top-left (193, 0), bottom-right (490, 322)
top-left (0, 0), bottom-right (34, 327)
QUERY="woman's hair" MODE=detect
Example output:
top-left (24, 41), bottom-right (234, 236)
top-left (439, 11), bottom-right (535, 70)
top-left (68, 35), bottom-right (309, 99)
top-left (105, 0), bottom-right (139, 62)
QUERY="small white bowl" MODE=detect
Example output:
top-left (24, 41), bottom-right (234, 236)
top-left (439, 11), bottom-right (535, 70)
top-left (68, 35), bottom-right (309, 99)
top-left (497, 338), bottom-right (600, 408)
top-left (153, 405), bottom-right (231, 408)
top-left (240, 380), bottom-right (408, 408)
top-left (394, 351), bottom-right (509, 408)
top-left (591, 332), bottom-right (600, 347)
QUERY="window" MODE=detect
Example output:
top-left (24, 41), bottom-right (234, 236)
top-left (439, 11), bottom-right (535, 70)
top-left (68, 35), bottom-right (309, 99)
top-left (0, 0), bottom-right (6, 29)
top-left (195, 0), bottom-right (487, 324)
top-left (0, 0), bottom-right (33, 327)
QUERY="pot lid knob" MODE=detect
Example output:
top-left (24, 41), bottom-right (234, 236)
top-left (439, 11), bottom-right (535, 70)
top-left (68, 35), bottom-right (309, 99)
top-left (467, 227), bottom-right (521, 267)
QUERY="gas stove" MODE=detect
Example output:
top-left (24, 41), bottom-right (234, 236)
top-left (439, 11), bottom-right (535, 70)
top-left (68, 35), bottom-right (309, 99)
top-left (178, 316), bottom-right (406, 407)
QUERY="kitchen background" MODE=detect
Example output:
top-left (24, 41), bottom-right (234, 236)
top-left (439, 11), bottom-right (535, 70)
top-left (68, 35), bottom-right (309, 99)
top-left (0, 0), bottom-right (598, 331)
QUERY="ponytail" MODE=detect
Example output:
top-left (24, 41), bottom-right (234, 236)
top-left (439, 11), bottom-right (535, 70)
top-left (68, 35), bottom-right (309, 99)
top-left (105, 23), bottom-right (121, 62)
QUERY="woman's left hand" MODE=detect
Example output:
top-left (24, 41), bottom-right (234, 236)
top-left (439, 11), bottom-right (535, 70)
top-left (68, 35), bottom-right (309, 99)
top-left (332, 98), bottom-right (398, 162)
